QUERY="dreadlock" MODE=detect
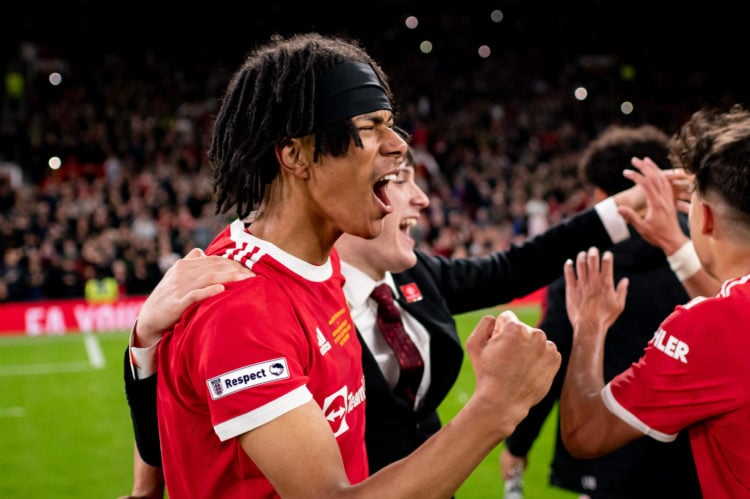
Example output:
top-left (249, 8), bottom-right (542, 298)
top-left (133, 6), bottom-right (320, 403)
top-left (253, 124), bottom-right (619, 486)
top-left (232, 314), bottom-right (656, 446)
top-left (209, 32), bottom-right (395, 219)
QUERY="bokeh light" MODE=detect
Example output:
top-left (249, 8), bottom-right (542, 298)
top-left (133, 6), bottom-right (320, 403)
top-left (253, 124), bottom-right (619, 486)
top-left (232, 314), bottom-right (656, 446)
top-left (48, 72), bottom-right (62, 86)
top-left (48, 156), bottom-right (62, 170)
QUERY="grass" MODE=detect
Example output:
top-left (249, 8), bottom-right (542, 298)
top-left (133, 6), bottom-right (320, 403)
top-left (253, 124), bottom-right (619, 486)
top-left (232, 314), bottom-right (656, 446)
top-left (0, 331), bottom-right (134, 498)
top-left (442, 306), bottom-right (578, 499)
top-left (0, 305), bottom-right (577, 498)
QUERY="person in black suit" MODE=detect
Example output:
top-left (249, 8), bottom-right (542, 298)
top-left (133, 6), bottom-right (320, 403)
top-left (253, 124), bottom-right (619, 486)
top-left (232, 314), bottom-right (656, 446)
top-left (121, 135), bottom-right (649, 498)
top-left (500, 124), bottom-right (703, 499)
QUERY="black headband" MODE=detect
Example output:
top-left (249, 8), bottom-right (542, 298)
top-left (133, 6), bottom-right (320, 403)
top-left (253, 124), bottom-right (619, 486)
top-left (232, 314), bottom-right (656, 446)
top-left (316, 61), bottom-right (392, 129)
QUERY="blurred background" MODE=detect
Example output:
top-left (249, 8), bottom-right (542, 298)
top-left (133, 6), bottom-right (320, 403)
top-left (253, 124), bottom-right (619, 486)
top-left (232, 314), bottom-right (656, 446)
top-left (1, 0), bottom-right (747, 303)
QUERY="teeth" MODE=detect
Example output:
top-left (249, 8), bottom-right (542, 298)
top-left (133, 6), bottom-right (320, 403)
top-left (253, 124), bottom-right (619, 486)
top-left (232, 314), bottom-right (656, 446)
top-left (381, 174), bottom-right (397, 182)
top-left (400, 218), bottom-right (418, 229)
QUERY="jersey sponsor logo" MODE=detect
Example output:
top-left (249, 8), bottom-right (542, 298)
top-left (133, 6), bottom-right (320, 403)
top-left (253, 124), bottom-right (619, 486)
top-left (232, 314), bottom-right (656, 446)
top-left (400, 282), bottom-right (423, 303)
top-left (316, 327), bottom-right (332, 356)
top-left (652, 328), bottom-right (689, 363)
top-left (207, 358), bottom-right (290, 399)
top-left (322, 377), bottom-right (366, 437)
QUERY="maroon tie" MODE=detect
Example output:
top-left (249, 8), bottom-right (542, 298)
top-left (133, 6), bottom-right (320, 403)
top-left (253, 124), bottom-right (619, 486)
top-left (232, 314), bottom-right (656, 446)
top-left (370, 283), bottom-right (424, 403)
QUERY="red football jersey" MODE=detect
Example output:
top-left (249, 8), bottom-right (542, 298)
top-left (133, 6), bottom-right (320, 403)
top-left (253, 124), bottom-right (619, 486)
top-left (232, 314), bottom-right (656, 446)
top-left (157, 220), bottom-right (368, 498)
top-left (603, 274), bottom-right (750, 498)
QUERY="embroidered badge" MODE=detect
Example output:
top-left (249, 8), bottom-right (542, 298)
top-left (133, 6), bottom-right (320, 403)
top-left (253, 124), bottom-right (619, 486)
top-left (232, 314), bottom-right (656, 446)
top-left (400, 283), bottom-right (423, 303)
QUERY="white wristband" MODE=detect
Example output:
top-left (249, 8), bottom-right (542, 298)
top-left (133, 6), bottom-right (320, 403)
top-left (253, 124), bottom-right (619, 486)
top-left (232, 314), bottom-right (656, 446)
top-left (667, 241), bottom-right (702, 282)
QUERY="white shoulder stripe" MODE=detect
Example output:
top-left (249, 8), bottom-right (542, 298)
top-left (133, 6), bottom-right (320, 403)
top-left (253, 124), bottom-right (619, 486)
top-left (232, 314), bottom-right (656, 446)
top-left (601, 384), bottom-right (677, 443)
top-left (214, 385), bottom-right (312, 441)
top-left (222, 218), bottom-right (334, 281)
top-left (721, 272), bottom-right (750, 297)
top-left (682, 295), bottom-right (708, 310)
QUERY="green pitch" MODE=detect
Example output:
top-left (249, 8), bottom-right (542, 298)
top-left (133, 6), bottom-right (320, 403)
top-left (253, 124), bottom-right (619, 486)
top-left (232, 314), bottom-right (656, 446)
top-left (0, 305), bottom-right (577, 498)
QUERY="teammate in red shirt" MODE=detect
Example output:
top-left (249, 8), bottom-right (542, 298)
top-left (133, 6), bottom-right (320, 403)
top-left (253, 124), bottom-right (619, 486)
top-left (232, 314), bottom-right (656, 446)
top-left (559, 105), bottom-right (750, 498)
top-left (151, 32), bottom-right (561, 499)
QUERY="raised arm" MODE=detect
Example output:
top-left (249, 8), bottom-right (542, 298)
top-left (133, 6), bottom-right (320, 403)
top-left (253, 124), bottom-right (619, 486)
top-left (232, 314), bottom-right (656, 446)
top-left (559, 248), bottom-right (641, 457)
top-left (617, 157), bottom-right (720, 298)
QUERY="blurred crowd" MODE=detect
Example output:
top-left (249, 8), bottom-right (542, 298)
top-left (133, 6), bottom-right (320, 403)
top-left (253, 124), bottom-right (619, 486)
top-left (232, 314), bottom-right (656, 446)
top-left (0, 8), bottom-right (741, 303)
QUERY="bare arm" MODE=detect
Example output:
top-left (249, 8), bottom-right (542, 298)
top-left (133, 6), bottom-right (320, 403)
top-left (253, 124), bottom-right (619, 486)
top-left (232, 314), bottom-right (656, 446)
top-left (559, 248), bottom-right (642, 458)
top-left (239, 312), bottom-right (561, 498)
top-left (617, 157), bottom-right (720, 298)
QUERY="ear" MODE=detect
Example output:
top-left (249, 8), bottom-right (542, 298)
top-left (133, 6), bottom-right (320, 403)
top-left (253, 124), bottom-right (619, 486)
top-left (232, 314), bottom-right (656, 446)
top-left (699, 200), bottom-right (715, 235)
top-left (275, 137), bottom-right (313, 180)
top-left (593, 187), bottom-right (608, 203)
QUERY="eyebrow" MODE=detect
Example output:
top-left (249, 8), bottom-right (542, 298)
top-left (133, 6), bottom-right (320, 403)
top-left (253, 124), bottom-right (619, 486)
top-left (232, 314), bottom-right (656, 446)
top-left (353, 111), bottom-right (393, 125)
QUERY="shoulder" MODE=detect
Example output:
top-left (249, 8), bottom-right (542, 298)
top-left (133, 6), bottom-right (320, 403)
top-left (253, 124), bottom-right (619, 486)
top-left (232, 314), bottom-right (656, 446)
top-left (190, 275), bottom-right (295, 327)
top-left (662, 286), bottom-right (747, 341)
top-left (397, 250), bottom-right (442, 282)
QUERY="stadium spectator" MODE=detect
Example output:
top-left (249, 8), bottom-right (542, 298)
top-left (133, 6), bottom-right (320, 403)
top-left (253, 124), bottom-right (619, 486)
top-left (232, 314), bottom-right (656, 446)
top-left (0, 12), bottom-right (721, 305)
top-left (559, 105), bottom-right (750, 498)
top-left (83, 264), bottom-right (119, 304)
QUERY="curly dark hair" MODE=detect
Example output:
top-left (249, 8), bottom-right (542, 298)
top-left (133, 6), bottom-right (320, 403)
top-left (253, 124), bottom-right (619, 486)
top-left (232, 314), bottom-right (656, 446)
top-left (209, 32), bottom-right (395, 219)
top-left (670, 104), bottom-right (750, 226)
top-left (579, 124), bottom-right (671, 196)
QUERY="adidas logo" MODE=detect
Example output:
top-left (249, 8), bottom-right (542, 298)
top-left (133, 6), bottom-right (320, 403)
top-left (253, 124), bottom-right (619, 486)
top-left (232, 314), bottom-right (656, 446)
top-left (317, 327), bottom-right (332, 356)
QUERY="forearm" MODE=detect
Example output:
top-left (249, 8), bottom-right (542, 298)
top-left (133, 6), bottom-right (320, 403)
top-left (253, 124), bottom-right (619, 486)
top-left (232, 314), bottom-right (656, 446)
top-left (245, 396), bottom-right (515, 499)
top-left (504, 386), bottom-right (557, 457)
top-left (128, 443), bottom-right (165, 499)
top-left (123, 348), bottom-right (162, 466)
top-left (559, 321), bottom-right (608, 458)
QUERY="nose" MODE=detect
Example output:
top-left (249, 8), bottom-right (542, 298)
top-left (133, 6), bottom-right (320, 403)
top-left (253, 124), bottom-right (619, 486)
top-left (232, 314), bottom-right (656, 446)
top-left (411, 180), bottom-right (430, 209)
top-left (384, 126), bottom-right (408, 158)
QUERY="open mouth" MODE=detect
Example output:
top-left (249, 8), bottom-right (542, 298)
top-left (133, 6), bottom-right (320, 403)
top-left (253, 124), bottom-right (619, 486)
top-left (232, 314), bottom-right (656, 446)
top-left (399, 217), bottom-right (418, 234)
top-left (374, 173), bottom-right (397, 208)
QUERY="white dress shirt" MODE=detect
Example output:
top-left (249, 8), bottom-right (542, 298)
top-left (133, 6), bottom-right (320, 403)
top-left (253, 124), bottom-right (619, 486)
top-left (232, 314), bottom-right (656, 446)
top-left (340, 261), bottom-right (432, 409)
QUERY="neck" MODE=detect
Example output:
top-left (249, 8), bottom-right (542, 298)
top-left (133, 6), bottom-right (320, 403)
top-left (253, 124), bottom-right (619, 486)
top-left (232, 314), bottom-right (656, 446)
top-left (250, 206), bottom-right (340, 266)
top-left (706, 240), bottom-right (750, 283)
top-left (336, 235), bottom-right (386, 281)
